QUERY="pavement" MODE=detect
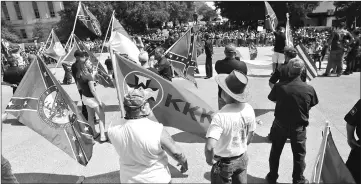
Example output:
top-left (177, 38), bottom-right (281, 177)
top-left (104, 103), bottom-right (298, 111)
top-left (1, 47), bottom-right (360, 183)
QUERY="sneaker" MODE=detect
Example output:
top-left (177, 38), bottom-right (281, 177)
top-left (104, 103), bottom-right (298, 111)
top-left (336, 74), bottom-right (342, 77)
top-left (204, 76), bottom-right (212, 79)
top-left (293, 179), bottom-right (309, 184)
top-left (342, 71), bottom-right (350, 75)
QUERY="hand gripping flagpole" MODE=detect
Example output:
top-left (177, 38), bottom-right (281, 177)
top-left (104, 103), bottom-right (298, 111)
top-left (95, 10), bottom-right (114, 71)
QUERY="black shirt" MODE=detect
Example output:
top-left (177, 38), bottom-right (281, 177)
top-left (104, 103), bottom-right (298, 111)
top-left (3, 66), bottom-right (27, 85)
top-left (345, 99), bottom-right (360, 141)
top-left (204, 39), bottom-right (213, 56)
top-left (268, 77), bottom-right (318, 128)
top-left (71, 60), bottom-right (81, 84)
top-left (105, 59), bottom-right (113, 71)
top-left (274, 32), bottom-right (286, 53)
top-left (215, 58), bottom-right (248, 98)
top-left (78, 73), bottom-right (94, 98)
top-left (269, 62), bottom-right (307, 84)
top-left (156, 57), bottom-right (173, 81)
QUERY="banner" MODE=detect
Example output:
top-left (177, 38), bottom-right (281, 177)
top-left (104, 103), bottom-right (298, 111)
top-left (78, 2), bottom-right (102, 36)
top-left (264, 1), bottom-right (278, 30)
top-left (5, 56), bottom-right (94, 166)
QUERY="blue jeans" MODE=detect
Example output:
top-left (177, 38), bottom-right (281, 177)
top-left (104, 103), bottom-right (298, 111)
top-left (1, 155), bottom-right (19, 184)
top-left (211, 152), bottom-right (249, 184)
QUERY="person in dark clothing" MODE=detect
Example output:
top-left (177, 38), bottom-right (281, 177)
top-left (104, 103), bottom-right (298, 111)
top-left (270, 26), bottom-right (286, 73)
top-left (215, 43), bottom-right (248, 110)
top-left (2, 57), bottom-right (28, 94)
top-left (269, 46), bottom-right (307, 89)
top-left (104, 56), bottom-right (114, 78)
top-left (345, 99), bottom-right (360, 184)
top-left (154, 47), bottom-right (173, 81)
top-left (71, 50), bottom-right (88, 121)
top-left (266, 58), bottom-right (318, 184)
top-left (62, 62), bottom-right (73, 84)
top-left (343, 29), bottom-right (360, 75)
top-left (204, 33), bottom-right (213, 79)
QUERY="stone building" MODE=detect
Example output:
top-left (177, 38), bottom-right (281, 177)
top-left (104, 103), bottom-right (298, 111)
top-left (1, 1), bottom-right (64, 42)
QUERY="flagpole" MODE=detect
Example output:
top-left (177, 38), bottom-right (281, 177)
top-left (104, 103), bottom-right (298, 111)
top-left (110, 49), bottom-right (125, 118)
top-left (96, 10), bottom-right (114, 71)
top-left (312, 121), bottom-right (330, 183)
top-left (44, 29), bottom-right (53, 49)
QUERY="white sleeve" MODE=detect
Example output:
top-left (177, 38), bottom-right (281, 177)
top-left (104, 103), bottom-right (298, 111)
top-left (246, 105), bottom-right (256, 132)
top-left (206, 114), bottom-right (223, 140)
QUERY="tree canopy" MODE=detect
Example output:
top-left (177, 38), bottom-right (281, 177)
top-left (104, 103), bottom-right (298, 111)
top-left (334, 1), bottom-right (361, 28)
top-left (1, 20), bottom-right (21, 43)
top-left (214, 1), bottom-right (319, 28)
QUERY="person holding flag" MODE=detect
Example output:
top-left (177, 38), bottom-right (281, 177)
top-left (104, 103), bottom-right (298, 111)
top-left (270, 25), bottom-right (286, 74)
top-left (154, 47), bottom-right (173, 82)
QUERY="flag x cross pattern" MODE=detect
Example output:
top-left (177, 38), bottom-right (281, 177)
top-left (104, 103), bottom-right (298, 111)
top-left (166, 32), bottom-right (197, 78)
top-left (78, 4), bottom-right (101, 36)
top-left (265, 14), bottom-right (277, 29)
top-left (5, 58), bottom-right (94, 165)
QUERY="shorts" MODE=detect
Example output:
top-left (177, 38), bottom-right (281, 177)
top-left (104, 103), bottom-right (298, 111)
top-left (82, 95), bottom-right (99, 108)
top-left (272, 52), bottom-right (285, 64)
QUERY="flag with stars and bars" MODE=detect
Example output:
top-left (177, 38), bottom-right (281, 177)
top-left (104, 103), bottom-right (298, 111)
top-left (264, 1), bottom-right (278, 30)
top-left (77, 2), bottom-right (102, 36)
top-left (5, 55), bottom-right (95, 166)
top-left (164, 27), bottom-right (199, 87)
top-left (112, 53), bottom-right (215, 137)
top-left (43, 29), bottom-right (66, 61)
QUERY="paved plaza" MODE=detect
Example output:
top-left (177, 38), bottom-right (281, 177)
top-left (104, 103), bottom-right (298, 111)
top-left (1, 47), bottom-right (360, 183)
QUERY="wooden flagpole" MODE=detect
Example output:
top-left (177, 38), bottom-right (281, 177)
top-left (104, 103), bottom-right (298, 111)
top-left (95, 10), bottom-right (115, 71)
top-left (110, 49), bottom-right (125, 119)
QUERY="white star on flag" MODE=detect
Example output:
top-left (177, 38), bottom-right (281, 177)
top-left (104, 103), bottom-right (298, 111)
top-left (72, 136), bottom-right (76, 141)
top-left (84, 126), bottom-right (89, 132)
top-left (44, 72), bottom-right (48, 77)
top-left (8, 101), bottom-right (14, 107)
top-left (136, 75), bottom-right (149, 86)
top-left (23, 101), bottom-right (27, 106)
top-left (78, 153), bottom-right (83, 158)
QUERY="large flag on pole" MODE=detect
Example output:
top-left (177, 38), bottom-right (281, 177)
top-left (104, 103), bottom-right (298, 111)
top-left (111, 53), bottom-right (214, 137)
top-left (311, 123), bottom-right (356, 183)
top-left (107, 15), bottom-right (140, 64)
top-left (4, 56), bottom-right (94, 166)
top-left (78, 2), bottom-right (102, 36)
top-left (295, 44), bottom-right (318, 81)
top-left (164, 27), bottom-right (199, 87)
top-left (73, 35), bottom-right (114, 88)
top-left (59, 35), bottom-right (80, 64)
top-left (285, 13), bottom-right (294, 47)
top-left (264, 1), bottom-right (278, 30)
top-left (43, 29), bottom-right (66, 61)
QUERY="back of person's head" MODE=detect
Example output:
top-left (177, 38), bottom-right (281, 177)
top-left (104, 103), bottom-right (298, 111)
top-left (139, 51), bottom-right (149, 66)
top-left (74, 50), bottom-right (83, 57)
top-left (224, 43), bottom-right (237, 58)
top-left (284, 46), bottom-right (298, 59)
top-left (287, 58), bottom-right (305, 78)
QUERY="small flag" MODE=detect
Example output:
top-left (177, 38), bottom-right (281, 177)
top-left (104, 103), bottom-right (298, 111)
top-left (112, 53), bottom-right (214, 137)
top-left (264, 1), bottom-right (278, 30)
top-left (107, 15), bottom-right (140, 64)
top-left (296, 44), bottom-right (318, 80)
top-left (78, 3), bottom-right (102, 36)
top-left (5, 56), bottom-right (94, 166)
top-left (164, 27), bottom-right (199, 87)
top-left (311, 123), bottom-right (356, 183)
top-left (43, 29), bottom-right (66, 61)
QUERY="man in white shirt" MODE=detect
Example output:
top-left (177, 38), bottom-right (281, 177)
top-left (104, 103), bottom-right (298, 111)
top-left (108, 87), bottom-right (188, 183)
top-left (205, 70), bottom-right (256, 184)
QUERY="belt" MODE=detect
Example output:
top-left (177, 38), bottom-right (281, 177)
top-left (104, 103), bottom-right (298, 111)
top-left (214, 153), bottom-right (244, 162)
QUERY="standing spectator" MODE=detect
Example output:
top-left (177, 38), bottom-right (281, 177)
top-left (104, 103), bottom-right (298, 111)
top-left (344, 99), bottom-right (360, 184)
top-left (205, 70), bottom-right (256, 184)
top-left (2, 57), bottom-right (27, 94)
top-left (266, 58), bottom-right (318, 184)
top-left (343, 29), bottom-right (360, 75)
top-left (215, 43), bottom-right (248, 110)
top-left (270, 26), bottom-right (286, 74)
top-left (107, 87), bottom-right (188, 183)
top-left (104, 56), bottom-right (114, 78)
top-left (323, 22), bottom-right (353, 77)
top-left (10, 48), bottom-right (25, 68)
top-left (204, 33), bottom-right (214, 79)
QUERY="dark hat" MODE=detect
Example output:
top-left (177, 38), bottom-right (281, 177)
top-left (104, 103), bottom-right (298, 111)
top-left (215, 70), bottom-right (250, 102)
top-left (284, 46), bottom-right (298, 57)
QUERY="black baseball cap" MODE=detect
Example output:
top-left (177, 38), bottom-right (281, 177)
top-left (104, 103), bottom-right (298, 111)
top-left (74, 50), bottom-right (85, 57)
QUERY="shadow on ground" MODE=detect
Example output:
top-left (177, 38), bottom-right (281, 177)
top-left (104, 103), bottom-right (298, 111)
top-left (248, 74), bottom-right (271, 78)
top-left (252, 133), bottom-right (290, 144)
top-left (204, 171), bottom-right (271, 183)
top-left (2, 119), bottom-right (24, 126)
top-left (15, 173), bottom-right (85, 183)
top-left (104, 105), bottom-right (120, 112)
top-left (254, 109), bottom-right (274, 117)
top-left (172, 132), bottom-right (206, 143)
